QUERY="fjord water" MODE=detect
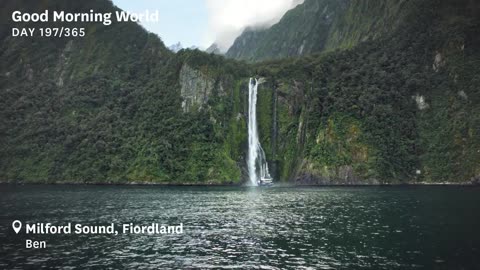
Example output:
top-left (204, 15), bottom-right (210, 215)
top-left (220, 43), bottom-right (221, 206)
top-left (1, 186), bottom-right (480, 269)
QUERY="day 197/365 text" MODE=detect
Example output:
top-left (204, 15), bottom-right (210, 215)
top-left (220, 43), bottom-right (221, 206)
top-left (12, 27), bottom-right (85, 37)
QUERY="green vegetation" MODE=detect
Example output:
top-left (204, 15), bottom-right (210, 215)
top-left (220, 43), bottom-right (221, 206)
top-left (0, 0), bottom-right (247, 184)
top-left (1, 0), bottom-right (479, 184)
top-left (226, 0), bottom-right (411, 62)
top-left (253, 0), bottom-right (480, 183)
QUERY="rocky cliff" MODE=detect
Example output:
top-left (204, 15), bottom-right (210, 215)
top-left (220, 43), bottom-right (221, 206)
top-left (250, 0), bottom-right (480, 184)
top-left (0, 0), bottom-right (247, 184)
top-left (226, 0), bottom-right (411, 62)
top-left (1, 0), bottom-right (479, 184)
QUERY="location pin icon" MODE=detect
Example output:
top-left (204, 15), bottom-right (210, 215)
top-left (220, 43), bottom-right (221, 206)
top-left (12, 220), bottom-right (22, 234)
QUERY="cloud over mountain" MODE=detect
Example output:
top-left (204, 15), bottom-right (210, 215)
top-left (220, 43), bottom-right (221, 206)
top-left (204, 0), bottom-right (303, 51)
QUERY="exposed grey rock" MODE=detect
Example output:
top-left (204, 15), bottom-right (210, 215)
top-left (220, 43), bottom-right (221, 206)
top-left (413, 94), bottom-right (428, 110)
top-left (179, 64), bottom-right (214, 112)
top-left (433, 51), bottom-right (445, 72)
top-left (472, 175), bottom-right (480, 185)
top-left (205, 43), bottom-right (222, 55)
top-left (55, 40), bottom-right (73, 87)
top-left (26, 67), bottom-right (33, 81)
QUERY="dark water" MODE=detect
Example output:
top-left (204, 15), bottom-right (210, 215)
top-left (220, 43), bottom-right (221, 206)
top-left (1, 185), bottom-right (480, 269)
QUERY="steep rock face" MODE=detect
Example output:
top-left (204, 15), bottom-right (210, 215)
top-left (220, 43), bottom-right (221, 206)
top-left (226, 0), bottom-right (344, 61)
top-left (1, 0), bottom-right (479, 185)
top-left (179, 64), bottom-right (215, 112)
top-left (253, 0), bottom-right (480, 184)
top-left (205, 43), bottom-right (222, 55)
top-left (256, 80), bottom-right (379, 184)
top-left (0, 0), bottom-right (245, 184)
top-left (226, 0), bottom-right (410, 62)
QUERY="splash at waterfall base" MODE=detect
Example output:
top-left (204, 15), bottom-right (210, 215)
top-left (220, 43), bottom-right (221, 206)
top-left (247, 78), bottom-right (273, 186)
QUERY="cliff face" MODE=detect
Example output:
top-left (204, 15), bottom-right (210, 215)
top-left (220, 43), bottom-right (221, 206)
top-left (0, 0), bottom-right (246, 184)
top-left (1, 0), bottom-right (479, 184)
top-left (251, 0), bottom-right (480, 184)
top-left (179, 64), bottom-right (215, 113)
top-left (226, 0), bottom-right (411, 62)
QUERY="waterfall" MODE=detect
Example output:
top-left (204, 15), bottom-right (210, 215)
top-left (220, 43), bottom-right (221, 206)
top-left (248, 78), bottom-right (272, 186)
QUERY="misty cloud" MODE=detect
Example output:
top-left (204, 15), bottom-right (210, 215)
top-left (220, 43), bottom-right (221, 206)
top-left (204, 0), bottom-right (303, 51)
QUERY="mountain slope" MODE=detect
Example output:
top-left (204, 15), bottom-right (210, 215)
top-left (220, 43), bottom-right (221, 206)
top-left (226, 0), bottom-right (411, 62)
top-left (250, 0), bottom-right (480, 183)
top-left (1, 0), bottom-right (479, 184)
top-left (0, 0), bottom-right (248, 183)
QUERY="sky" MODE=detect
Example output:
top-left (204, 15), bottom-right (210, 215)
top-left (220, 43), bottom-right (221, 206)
top-left (112, 0), bottom-right (302, 51)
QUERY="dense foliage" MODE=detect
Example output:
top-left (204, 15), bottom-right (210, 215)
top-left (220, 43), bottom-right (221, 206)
top-left (226, 0), bottom-right (410, 62)
top-left (0, 0), bottom-right (246, 183)
top-left (1, 0), bottom-right (479, 184)
top-left (253, 0), bottom-right (480, 183)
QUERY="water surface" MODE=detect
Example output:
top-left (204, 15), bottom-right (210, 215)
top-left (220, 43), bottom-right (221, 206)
top-left (1, 185), bottom-right (479, 269)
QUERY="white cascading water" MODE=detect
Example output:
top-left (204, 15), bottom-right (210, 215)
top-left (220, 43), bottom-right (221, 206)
top-left (248, 78), bottom-right (272, 186)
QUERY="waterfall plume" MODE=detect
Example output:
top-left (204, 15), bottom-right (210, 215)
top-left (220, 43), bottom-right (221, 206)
top-left (247, 78), bottom-right (272, 186)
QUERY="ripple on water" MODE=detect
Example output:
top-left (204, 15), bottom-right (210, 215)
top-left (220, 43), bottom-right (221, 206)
top-left (1, 186), bottom-right (480, 269)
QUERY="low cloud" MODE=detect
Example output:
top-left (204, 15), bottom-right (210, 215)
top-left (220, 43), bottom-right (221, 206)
top-left (204, 0), bottom-right (303, 51)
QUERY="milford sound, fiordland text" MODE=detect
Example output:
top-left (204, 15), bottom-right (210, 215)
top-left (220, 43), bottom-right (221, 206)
top-left (25, 222), bottom-right (183, 235)
top-left (13, 221), bottom-right (183, 249)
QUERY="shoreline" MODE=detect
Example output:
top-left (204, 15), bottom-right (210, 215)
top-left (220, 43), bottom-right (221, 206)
top-left (0, 181), bottom-right (242, 187)
top-left (0, 181), bottom-right (478, 187)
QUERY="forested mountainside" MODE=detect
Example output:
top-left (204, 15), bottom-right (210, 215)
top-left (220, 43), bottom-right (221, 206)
top-left (0, 0), bottom-right (248, 184)
top-left (226, 0), bottom-right (468, 62)
top-left (1, 0), bottom-right (479, 184)
top-left (254, 0), bottom-right (480, 184)
top-left (226, 0), bottom-right (410, 61)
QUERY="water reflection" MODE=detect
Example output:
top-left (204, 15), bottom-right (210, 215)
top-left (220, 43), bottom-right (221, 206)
top-left (0, 185), bottom-right (479, 269)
